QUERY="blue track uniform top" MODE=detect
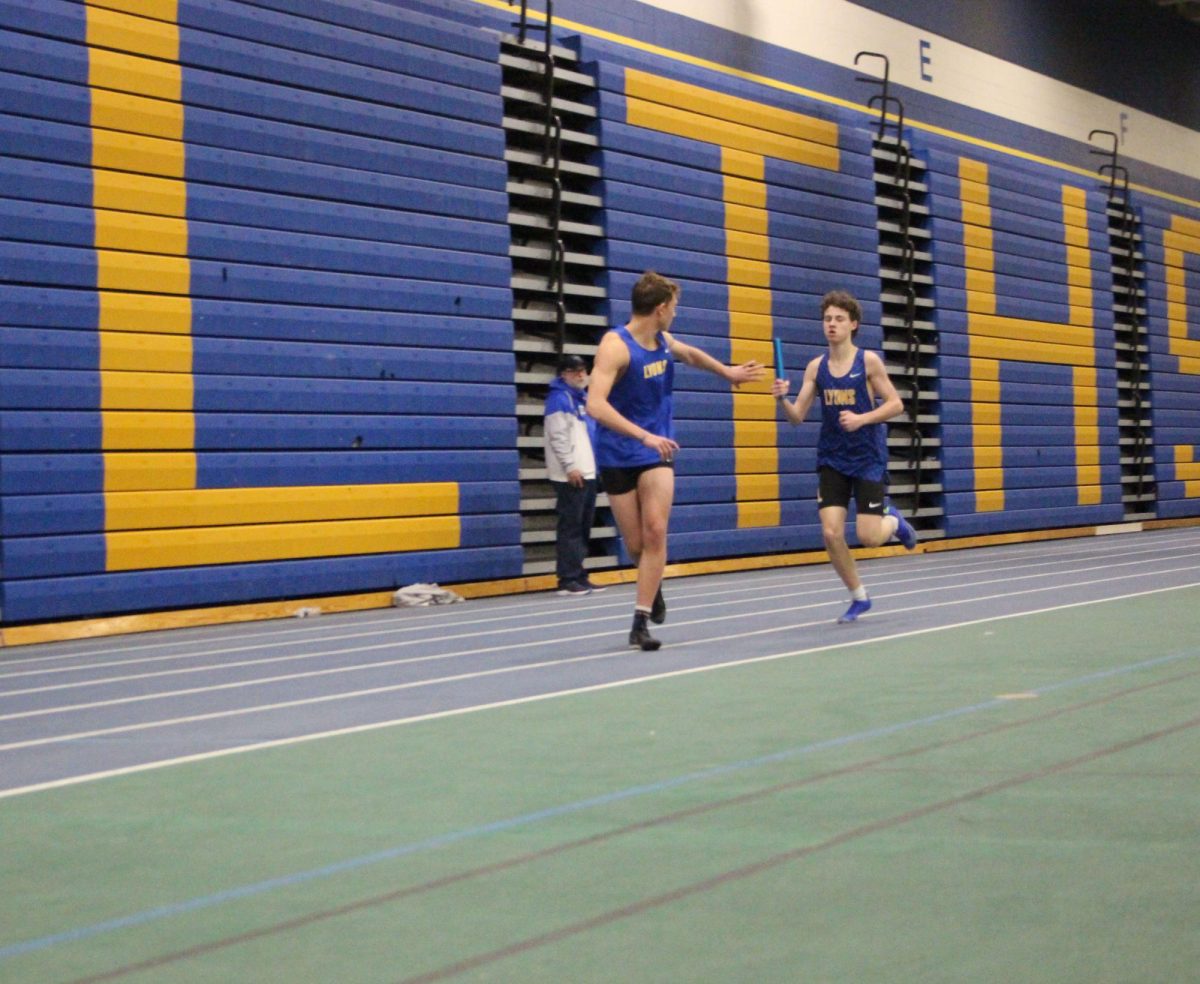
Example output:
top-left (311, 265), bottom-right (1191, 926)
top-left (594, 325), bottom-right (675, 469)
top-left (816, 348), bottom-right (888, 482)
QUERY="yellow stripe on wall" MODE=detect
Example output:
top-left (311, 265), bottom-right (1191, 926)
top-left (971, 402), bottom-right (1001, 426)
top-left (88, 0), bottom-right (195, 495)
top-left (732, 418), bottom-right (780, 448)
top-left (94, 169), bottom-right (187, 217)
top-left (727, 257), bottom-right (772, 288)
top-left (95, 210), bottom-right (189, 254)
top-left (969, 357), bottom-right (1002, 509)
top-left (104, 453), bottom-right (197, 491)
top-left (97, 250), bottom-right (190, 294)
top-left (618, 71), bottom-right (845, 532)
top-left (90, 90), bottom-right (185, 140)
top-left (972, 424), bottom-right (1003, 447)
top-left (1176, 446), bottom-right (1200, 496)
top-left (730, 339), bottom-right (774, 374)
top-left (1063, 190), bottom-right (1099, 505)
top-left (98, 293), bottom-right (192, 334)
top-left (104, 484), bottom-right (460, 530)
top-left (99, 331), bottom-right (192, 372)
top-left (723, 174), bottom-right (767, 208)
top-left (960, 157), bottom-right (1103, 514)
top-left (91, 130), bottom-right (185, 177)
top-left (964, 268), bottom-right (995, 293)
top-left (971, 468), bottom-right (1006, 490)
top-left (959, 159), bottom-right (996, 315)
top-left (975, 490), bottom-right (1006, 512)
top-left (726, 284), bottom-right (773, 315)
top-left (973, 446), bottom-right (1003, 468)
top-left (724, 202), bottom-right (770, 236)
top-left (1062, 186), bottom-right (1094, 328)
top-left (968, 334), bottom-right (1096, 367)
top-left (86, 3), bottom-right (181, 60)
top-left (721, 148), bottom-right (765, 180)
top-left (963, 223), bottom-right (994, 253)
top-left (727, 230), bottom-right (771, 263)
top-left (970, 378), bottom-right (1000, 403)
top-left (736, 474), bottom-right (781, 501)
top-left (721, 144), bottom-right (779, 528)
top-left (626, 99), bottom-right (839, 170)
top-left (107, 516), bottom-right (462, 571)
top-left (959, 201), bottom-right (996, 231)
top-left (968, 313), bottom-right (1096, 349)
top-left (90, 46), bottom-right (182, 100)
top-left (1073, 366), bottom-right (1101, 504)
top-left (102, 411), bottom-right (195, 450)
top-left (728, 310), bottom-right (774, 340)
top-left (100, 370), bottom-right (194, 410)
top-left (738, 447), bottom-right (785, 472)
top-left (85, 1), bottom-right (469, 576)
top-left (625, 68), bottom-right (839, 151)
top-left (736, 501), bottom-right (781, 528)
top-left (1165, 216), bottom-right (1200, 375)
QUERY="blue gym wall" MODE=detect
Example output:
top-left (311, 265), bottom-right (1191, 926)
top-left (1, 0), bottom-right (1197, 624)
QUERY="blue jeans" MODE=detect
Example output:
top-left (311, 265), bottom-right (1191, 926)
top-left (553, 479), bottom-right (597, 584)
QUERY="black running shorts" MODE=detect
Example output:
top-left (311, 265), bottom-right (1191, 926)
top-left (817, 466), bottom-right (886, 515)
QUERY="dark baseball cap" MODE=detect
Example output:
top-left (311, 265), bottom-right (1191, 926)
top-left (557, 354), bottom-right (588, 372)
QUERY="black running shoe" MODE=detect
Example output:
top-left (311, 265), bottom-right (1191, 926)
top-left (629, 624), bottom-right (662, 651)
top-left (650, 586), bottom-right (666, 625)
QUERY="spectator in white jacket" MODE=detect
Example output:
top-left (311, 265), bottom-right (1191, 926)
top-left (543, 354), bottom-right (604, 595)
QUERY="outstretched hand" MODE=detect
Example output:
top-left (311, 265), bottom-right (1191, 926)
top-left (727, 360), bottom-right (766, 388)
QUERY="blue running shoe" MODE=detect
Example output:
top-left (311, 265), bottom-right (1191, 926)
top-left (837, 598), bottom-right (872, 623)
top-left (887, 503), bottom-right (917, 550)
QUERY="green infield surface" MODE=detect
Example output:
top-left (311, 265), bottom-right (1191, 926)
top-left (3, 588), bottom-right (1198, 983)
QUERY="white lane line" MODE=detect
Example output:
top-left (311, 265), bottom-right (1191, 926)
top-left (2, 575), bottom-right (1196, 758)
top-left (2, 550), bottom-right (1195, 719)
top-left (4, 527), bottom-right (1191, 670)
top-left (3, 540), bottom-right (1193, 696)
top-left (3, 580), bottom-right (1196, 800)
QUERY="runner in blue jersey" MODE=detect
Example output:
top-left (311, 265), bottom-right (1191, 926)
top-left (588, 271), bottom-right (765, 650)
top-left (772, 290), bottom-right (918, 623)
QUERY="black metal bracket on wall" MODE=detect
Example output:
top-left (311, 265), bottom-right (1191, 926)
top-left (1089, 128), bottom-right (1150, 506)
top-left (508, 1), bottom-right (567, 350)
top-left (508, 0), bottom-right (558, 162)
top-left (854, 51), bottom-right (905, 142)
top-left (856, 50), bottom-right (925, 505)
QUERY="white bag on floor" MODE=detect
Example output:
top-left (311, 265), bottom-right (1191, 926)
top-left (392, 583), bottom-right (464, 607)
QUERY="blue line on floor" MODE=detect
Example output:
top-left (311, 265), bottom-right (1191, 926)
top-left (2, 647), bottom-right (1195, 962)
